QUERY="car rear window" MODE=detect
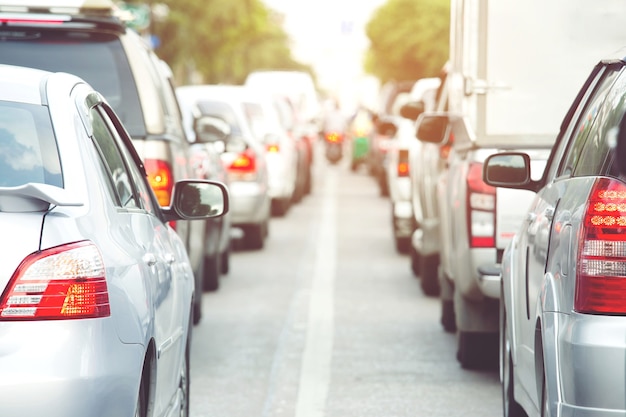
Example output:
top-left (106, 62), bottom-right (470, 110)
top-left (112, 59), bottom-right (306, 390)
top-left (197, 101), bottom-right (243, 135)
top-left (0, 30), bottom-right (144, 137)
top-left (0, 101), bottom-right (62, 188)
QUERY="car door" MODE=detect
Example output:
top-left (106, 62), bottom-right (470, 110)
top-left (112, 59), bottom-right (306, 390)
top-left (87, 98), bottom-right (187, 413)
top-left (513, 63), bottom-right (621, 403)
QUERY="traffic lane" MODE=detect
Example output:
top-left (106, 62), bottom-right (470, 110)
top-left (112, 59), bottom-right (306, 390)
top-left (189, 157), bottom-right (501, 417)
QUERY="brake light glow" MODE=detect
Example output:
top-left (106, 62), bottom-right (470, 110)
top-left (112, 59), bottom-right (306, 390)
top-left (0, 241), bottom-right (110, 320)
top-left (266, 144), bottom-right (280, 153)
top-left (576, 178), bottom-right (626, 314)
top-left (144, 158), bottom-right (174, 207)
top-left (226, 149), bottom-right (257, 181)
top-left (397, 149), bottom-right (410, 177)
top-left (466, 162), bottom-right (496, 248)
top-left (325, 132), bottom-right (342, 143)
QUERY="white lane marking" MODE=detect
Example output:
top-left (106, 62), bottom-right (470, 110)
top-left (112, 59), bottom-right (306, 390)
top-left (295, 169), bottom-right (336, 417)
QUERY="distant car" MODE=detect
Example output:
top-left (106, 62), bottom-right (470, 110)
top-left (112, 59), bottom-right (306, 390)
top-left (0, 0), bottom-right (217, 323)
top-left (176, 85), bottom-right (272, 249)
top-left (0, 64), bottom-right (228, 417)
top-left (485, 57), bottom-right (626, 417)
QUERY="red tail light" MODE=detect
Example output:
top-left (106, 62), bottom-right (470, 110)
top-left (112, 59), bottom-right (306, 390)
top-left (466, 162), bottom-right (496, 247)
top-left (397, 149), bottom-right (410, 177)
top-left (576, 178), bottom-right (626, 314)
top-left (226, 149), bottom-right (258, 181)
top-left (440, 132), bottom-right (454, 160)
top-left (266, 144), bottom-right (280, 153)
top-left (144, 158), bottom-right (174, 207)
top-left (0, 241), bottom-right (110, 320)
top-left (325, 132), bottom-right (343, 143)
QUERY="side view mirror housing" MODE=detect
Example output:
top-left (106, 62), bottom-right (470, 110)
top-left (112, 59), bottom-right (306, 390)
top-left (164, 180), bottom-right (230, 222)
top-left (483, 152), bottom-right (532, 188)
top-left (399, 101), bottom-right (425, 121)
top-left (193, 115), bottom-right (231, 144)
top-left (415, 113), bottom-right (450, 144)
top-left (374, 117), bottom-right (398, 137)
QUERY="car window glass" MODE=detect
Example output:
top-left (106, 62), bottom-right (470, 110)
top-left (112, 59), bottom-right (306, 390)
top-left (98, 105), bottom-right (159, 215)
top-left (557, 68), bottom-right (620, 178)
top-left (0, 101), bottom-right (62, 187)
top-left (89, 107), bottom-right (139, 209)
top-left (243, 102), bottom-right (272, 141)
top-left (574, 69), bottom-right (626, 177)
top-left (197, 101), bottom-right (242, 135)
top-left (0, 31), bottom-right (145, 138)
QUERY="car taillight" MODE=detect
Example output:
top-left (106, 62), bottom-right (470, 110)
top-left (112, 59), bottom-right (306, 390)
top-left (266, 144), bottom-right (280, 153)
top-left (576, 178), bottom-right (626, 314)
top-left (397, 149), bottom-right (409, 177)
top-left (0, 241), bottom-right (110, 320)
top-left (466, 162), bottom-right (496, 247)
top-left (144, 158), bottom-right (174, 207)
top-left (440, 132), bottom-right (454, 160)
top-left (325, 132), bottom-right (343, 143)
top-left (227, 149), bottom-right (257, 181)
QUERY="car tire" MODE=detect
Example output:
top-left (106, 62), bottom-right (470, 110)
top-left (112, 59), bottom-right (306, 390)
top-left (441, 299), bottom-right (456, 333)
top-left (135, 356), bottom-right (152, 417)
top-left (220, 244), bottom-right (230, 275)
top-left (420, 254), bottom-right (440, 296)
top-left (243, 224), bottom-right (265, 250)
top-left (192, 293), bottom-right (202, 325)
top-left (202, 253), bottom-right (220, 292)
top-left (271, 198), bottom-right (290, 217)
top-left (457, 331), bottom-right (499, 370)
top-left (394, 236), bottom-right (411, 254)
top-left (410, 246), bottom-right (420, 277)
top-left (501, 299), bottom-right (526, 417)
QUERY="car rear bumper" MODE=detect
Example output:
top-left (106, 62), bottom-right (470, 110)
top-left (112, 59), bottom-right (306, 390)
top-left (0, 321), bottom-right (143, 417)
top-left (555, 312), bottom-right (626, 416)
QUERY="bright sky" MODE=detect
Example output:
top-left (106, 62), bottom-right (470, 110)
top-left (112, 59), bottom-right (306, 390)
top-left (263, 0), bottom-right (387, 111)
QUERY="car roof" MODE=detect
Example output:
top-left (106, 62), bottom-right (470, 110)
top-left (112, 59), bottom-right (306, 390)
top-left (0, 64), bottom-right (51, 105)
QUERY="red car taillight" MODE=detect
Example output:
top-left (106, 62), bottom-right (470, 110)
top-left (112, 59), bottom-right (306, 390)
top-left (576, 178), bottom-right (626, 314)
top-left (397, 149), bottom-right (410, 177)
top-left (0, 241), bottom-right (110, 320)
top-left (466, 162), bottom-right (496, 248)
top-left (325, 132), bottom-right (343, 143)
top-left (227, 149), bottom-right (258, 181)
top-left (266, 144), bottom-right (280, 153)
top-left (144, 158), bottom-right (174, 207)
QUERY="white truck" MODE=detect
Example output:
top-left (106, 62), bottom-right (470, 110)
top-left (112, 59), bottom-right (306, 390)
top-left (415, 0), bottom-right (626, 368)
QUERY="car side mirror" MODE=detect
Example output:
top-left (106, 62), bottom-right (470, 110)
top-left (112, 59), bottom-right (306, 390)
top-left (193, 115), bottom-right (231, 144)
top-left (168, 180), bottom-right (229, 221)
top-left (416, 113), bottom-right (449, 144)
top-left (399, 101), bottom-right (425, 121)
top-left (374, 119), bottom-right (397, 137)
top-left (483, 152), bottom-right (531, 187)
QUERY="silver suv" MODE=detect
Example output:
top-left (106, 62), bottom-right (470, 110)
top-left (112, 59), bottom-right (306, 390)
top-left (0, 2), bottom-right (209, 323)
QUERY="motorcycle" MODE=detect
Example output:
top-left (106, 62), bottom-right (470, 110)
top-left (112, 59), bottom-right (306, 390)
top-left (324, 131), bottom-right (344, 164)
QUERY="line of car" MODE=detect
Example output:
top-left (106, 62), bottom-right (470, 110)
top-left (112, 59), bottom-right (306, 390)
top-left (371, 0), bottom-right (626, 416)
top-left (0, 2), bottom-right (320, 417)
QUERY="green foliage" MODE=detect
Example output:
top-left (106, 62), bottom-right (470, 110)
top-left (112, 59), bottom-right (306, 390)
top-left (365, 0), bottom-right (450, 84)
top-left (146, 0), bottom-right (312, 85)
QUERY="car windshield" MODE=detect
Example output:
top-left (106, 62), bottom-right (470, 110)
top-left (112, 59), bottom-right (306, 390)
top-left (0, 30), bottom-right (144, 137)
top-left (0, 101), bottom-right (62, 188)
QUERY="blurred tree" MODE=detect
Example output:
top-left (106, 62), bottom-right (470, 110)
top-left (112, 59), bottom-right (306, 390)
top-left (146, 0), bottom-right (313, 85)
top-left (365, 0), bottom-right (450, 84)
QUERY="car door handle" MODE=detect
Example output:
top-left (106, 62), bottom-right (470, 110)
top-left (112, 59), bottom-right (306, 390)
top-left (544, 207), bottom-right (555, 221)
top-left (142, 253), bottom-right (157, 267)
top-left (164, 253), bottom-right (176, 264)
top-left (526, 212), bottom-right (537, 223)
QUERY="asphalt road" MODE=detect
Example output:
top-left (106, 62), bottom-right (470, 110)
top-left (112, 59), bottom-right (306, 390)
top-left (189, 149), bottom-right (501, 417)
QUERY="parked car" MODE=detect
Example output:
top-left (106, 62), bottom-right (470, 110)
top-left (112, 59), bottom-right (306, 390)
top-left (176, 85), bottom-right (271, 249)
top-left (0, 0), bottom-right (214, 324)
top-left (486, 57), bottom-right (626, 417)
top-left (175, 83), bottom-right (232, 292)
top-left (0, 64), bottom-right (228, 417)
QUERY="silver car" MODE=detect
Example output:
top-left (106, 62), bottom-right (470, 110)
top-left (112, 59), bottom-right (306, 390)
top-left (485, 57), bottom-right (626, 417)
top-left (0, 64), bottom-right (228, 417)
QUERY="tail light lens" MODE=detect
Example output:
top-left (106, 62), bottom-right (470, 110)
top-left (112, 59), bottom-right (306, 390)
top-left (325, 132), bottom-right (343, 143)
top-left (227, 149), bottom-right (257, 181)
top-left (440, 132), bottom-right (454, 160)
top-left (266, 144), bottom-right (280, 153)
top-left (144, 158), bottom-right (174, 207)
top-left (576, 178), bottom-right (626, 314)
top-left (467, 162), bottom-right (496, 247)
top-left (397, 149), bottom-right (410, 177)
top-left (0, 241), bottom-right (110, 320)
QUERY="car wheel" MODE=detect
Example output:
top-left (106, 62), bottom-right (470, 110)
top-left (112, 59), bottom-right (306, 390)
top-left (410, 246), bottom-right (420, 277)
top-left (271, 198), bottom-right (290, 217)
top-left (420, 254), bottom-right (440, 296)
top-left (441, 299), bottom-right (456, 333)
top-left (394, 236), bottom-right (411, 254)
top-left (220, 244), bottom-right (230, 275)
top-left (202, 253), bottom-right (220, 292)
top-left (243, 224), bottom-right (265, 250)
top-left (192, 293), bottom-right (202, 325)
top-left (501, 300), bottom-right (526, 417)
top-left (457, 331), bottom-right (499, 370)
